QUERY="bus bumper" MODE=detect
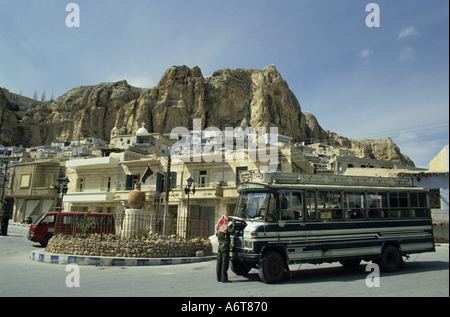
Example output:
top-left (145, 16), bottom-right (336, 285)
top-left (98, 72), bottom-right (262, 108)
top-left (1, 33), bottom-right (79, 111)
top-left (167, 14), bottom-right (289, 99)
top-left (231, 250), bottom-right (261, 263)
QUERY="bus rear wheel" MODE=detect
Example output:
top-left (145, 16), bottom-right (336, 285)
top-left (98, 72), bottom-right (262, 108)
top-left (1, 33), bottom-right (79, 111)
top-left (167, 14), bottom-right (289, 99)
top-left (258, 251), bottom-right (285, 284)
top-left (376, 245), bottom-right (401, 272)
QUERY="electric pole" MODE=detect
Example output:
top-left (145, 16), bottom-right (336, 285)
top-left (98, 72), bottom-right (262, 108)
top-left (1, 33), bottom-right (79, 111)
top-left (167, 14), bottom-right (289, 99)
top-left (163, 154), bottom-right (171, 235)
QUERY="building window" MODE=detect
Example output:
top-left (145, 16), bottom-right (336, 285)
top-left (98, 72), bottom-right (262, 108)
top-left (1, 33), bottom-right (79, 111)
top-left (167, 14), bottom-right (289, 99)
top-left (429, 189), bottom-right (441, 209)
top-left (195, 170), bottom-right (210, 188)
top-left (156, 172), bottom-right (176, 192)
top-left (34, 174), bottom-right (55, 188)
top-left (101, 176), bottom-right (112, 192)
top-left (78, 178), bottom-right (85, 192)
top-left (20, 174), bottom-right (31, 188)
top-left (126, 175), bottom-right (140, 190)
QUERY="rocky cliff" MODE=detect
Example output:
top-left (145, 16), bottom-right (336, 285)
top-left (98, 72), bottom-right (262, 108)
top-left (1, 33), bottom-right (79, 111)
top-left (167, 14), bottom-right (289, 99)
top-left (0, 65), bottom-right (414, 166)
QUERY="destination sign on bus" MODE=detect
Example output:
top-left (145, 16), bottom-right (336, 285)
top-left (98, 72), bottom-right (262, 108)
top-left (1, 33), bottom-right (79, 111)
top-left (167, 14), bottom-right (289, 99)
top-left (237, 183), bottom-right (267, 191)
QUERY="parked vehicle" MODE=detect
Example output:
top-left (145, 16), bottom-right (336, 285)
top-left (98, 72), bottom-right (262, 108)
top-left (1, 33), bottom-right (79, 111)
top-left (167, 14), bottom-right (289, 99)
top-left (28, 212), bottom-right (115, 247)
top-left (231, 171), bottom-right (435, 284)
top-left (27, 212), bottom-right (58, 247)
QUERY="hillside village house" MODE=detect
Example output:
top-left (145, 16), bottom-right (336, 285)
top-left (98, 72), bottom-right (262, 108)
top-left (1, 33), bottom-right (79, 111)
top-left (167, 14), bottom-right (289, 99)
top-left (8, 160), bottom-right (64, 222)
top-left (63, 126), bottom-right (314, 237)
top-left (64, 125), bottom-right (175, 213)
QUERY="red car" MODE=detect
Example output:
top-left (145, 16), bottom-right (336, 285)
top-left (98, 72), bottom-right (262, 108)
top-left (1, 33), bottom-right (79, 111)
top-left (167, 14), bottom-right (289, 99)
top-left (28, 212), bottom-right (115, 247)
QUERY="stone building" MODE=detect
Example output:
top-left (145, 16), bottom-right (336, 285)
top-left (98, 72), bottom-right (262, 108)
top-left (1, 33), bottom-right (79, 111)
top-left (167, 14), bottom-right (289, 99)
top-left (63, 126), bottom-right (314, 237)
top-left (8, 160), bottom-right (64, 222)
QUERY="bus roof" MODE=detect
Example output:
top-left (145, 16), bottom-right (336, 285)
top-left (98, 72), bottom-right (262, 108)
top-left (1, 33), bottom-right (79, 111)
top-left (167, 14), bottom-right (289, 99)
top-left (240, 171), bottom-right (414, 188)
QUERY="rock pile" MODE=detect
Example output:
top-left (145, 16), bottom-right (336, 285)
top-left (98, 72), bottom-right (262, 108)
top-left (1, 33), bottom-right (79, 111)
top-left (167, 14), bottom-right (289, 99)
top-left (46, 234), bottom-right (213, 258)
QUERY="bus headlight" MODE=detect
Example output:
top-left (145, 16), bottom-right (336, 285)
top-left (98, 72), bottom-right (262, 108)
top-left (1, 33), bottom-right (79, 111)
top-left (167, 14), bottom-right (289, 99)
top-left (243, 239), bottom-right (253, 249)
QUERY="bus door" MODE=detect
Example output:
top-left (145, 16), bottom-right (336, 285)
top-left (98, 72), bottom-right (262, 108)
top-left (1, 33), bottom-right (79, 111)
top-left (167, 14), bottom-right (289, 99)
top-left (278, 190), bottom-right (306, 260)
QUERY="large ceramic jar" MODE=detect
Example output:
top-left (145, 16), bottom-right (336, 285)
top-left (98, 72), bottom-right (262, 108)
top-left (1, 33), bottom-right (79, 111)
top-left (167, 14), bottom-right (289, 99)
top-left (128, 183), bottom-right (146, 209)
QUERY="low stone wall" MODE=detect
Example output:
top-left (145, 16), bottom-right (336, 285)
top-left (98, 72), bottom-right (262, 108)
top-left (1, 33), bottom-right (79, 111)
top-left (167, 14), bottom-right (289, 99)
top-left (46, 233), bottom-right (213, 258)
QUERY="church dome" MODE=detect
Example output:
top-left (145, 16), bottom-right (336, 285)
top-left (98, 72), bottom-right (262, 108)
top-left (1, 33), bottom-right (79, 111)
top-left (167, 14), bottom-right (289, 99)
top-left (136, 122), bottom-right (149, 135)
top-left (111, 126), bottom-right (119, 138)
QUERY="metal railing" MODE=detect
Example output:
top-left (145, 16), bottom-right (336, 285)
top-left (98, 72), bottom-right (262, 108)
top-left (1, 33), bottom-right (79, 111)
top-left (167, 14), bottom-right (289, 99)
top-left (114, 213), bottom-right (209, 239)
top-left (48, 212), bottom-right (209, 240)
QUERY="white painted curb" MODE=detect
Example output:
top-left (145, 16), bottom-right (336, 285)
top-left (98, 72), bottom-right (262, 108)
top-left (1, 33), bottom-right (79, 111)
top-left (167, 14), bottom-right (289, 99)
top-left (30, 251), bottom-right (216, 266)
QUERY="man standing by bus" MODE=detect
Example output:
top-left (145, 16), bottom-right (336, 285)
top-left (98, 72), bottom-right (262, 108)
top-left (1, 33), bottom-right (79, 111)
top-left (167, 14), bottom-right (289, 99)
top-left (215, 215), bottom-right (235, 283)
top-left (0, 204), bottom-right (9, 236)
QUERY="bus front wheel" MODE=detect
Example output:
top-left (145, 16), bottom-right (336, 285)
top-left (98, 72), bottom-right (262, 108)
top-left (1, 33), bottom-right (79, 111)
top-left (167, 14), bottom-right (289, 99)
top-left (258, 251), bottom-right (285, 284)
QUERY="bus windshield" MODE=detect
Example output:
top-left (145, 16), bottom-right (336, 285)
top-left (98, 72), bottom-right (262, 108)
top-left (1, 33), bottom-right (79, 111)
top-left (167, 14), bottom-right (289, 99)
top-left (235, 192), bottom-right (270, 221)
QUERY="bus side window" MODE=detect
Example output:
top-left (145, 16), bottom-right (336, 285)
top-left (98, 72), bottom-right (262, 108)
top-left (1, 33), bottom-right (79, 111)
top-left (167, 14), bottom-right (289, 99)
top-left (410, 192), bottom-right (429, 218)
top-left (306, 191), bottom-right (316, 221)
top-left (318, 191), bottom-right (341, 220)
top-left (291, 192), bottom-right (303, 220)
top-left (344, 191), bottom-right (366, 220)
top-left (266, 193), bottom-right (276, 222)
top-left (389, 192), bottom-right (409, 218)
top-left (279, 192), bottom-right (293, 220)
top-left (280, 191), bottom-right (303, 221)
top-left (368, 192), bottom-right (388, 219)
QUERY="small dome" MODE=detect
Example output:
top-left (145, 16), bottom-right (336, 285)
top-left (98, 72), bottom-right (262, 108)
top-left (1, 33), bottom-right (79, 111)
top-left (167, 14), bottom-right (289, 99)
top-left (111, 126), bottom-right (120, 137)
top-left (136, 122), bottom-right (149, 135)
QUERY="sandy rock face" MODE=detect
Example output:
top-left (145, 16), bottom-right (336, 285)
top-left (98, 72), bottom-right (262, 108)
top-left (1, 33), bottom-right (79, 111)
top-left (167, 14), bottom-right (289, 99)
top-left (0, 66), bottom-right (414, 166)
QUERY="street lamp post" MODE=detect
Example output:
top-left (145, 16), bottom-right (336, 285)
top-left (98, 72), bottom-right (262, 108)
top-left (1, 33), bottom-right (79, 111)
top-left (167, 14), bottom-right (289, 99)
top-left (154, 191), bottom-right (163, 234)
top-left (58, 177), bottom-right (70, 213)
top-left (184, 176), bottom-right (195, 242)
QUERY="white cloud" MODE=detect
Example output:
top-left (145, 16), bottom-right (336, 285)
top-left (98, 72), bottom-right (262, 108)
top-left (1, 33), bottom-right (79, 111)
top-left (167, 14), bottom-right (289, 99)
top-left (398, 26), bottom-right (419, 39)
top-left (357, 49), bottom-right (373, 59)
top-left (399, 46), bottom-right (416, 61)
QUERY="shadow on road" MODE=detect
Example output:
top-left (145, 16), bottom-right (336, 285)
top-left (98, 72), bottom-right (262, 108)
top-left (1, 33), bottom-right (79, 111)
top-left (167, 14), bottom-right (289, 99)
top-left (234, 260), bottom-right (449, 285)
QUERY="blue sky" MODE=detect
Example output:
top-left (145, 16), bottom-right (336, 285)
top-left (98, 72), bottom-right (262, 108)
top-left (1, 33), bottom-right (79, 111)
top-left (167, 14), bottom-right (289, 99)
top-left (1, 0), bottom-right (448, 168)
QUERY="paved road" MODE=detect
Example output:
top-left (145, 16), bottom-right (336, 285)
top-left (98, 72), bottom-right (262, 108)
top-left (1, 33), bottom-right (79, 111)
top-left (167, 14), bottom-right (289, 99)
top-left (1, 224), bottom-right (448, 299)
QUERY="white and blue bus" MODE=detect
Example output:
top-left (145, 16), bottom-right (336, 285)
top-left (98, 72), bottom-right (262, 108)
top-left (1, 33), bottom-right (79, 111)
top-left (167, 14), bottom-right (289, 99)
top-left (230, 171), bottom-right (435, 284)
